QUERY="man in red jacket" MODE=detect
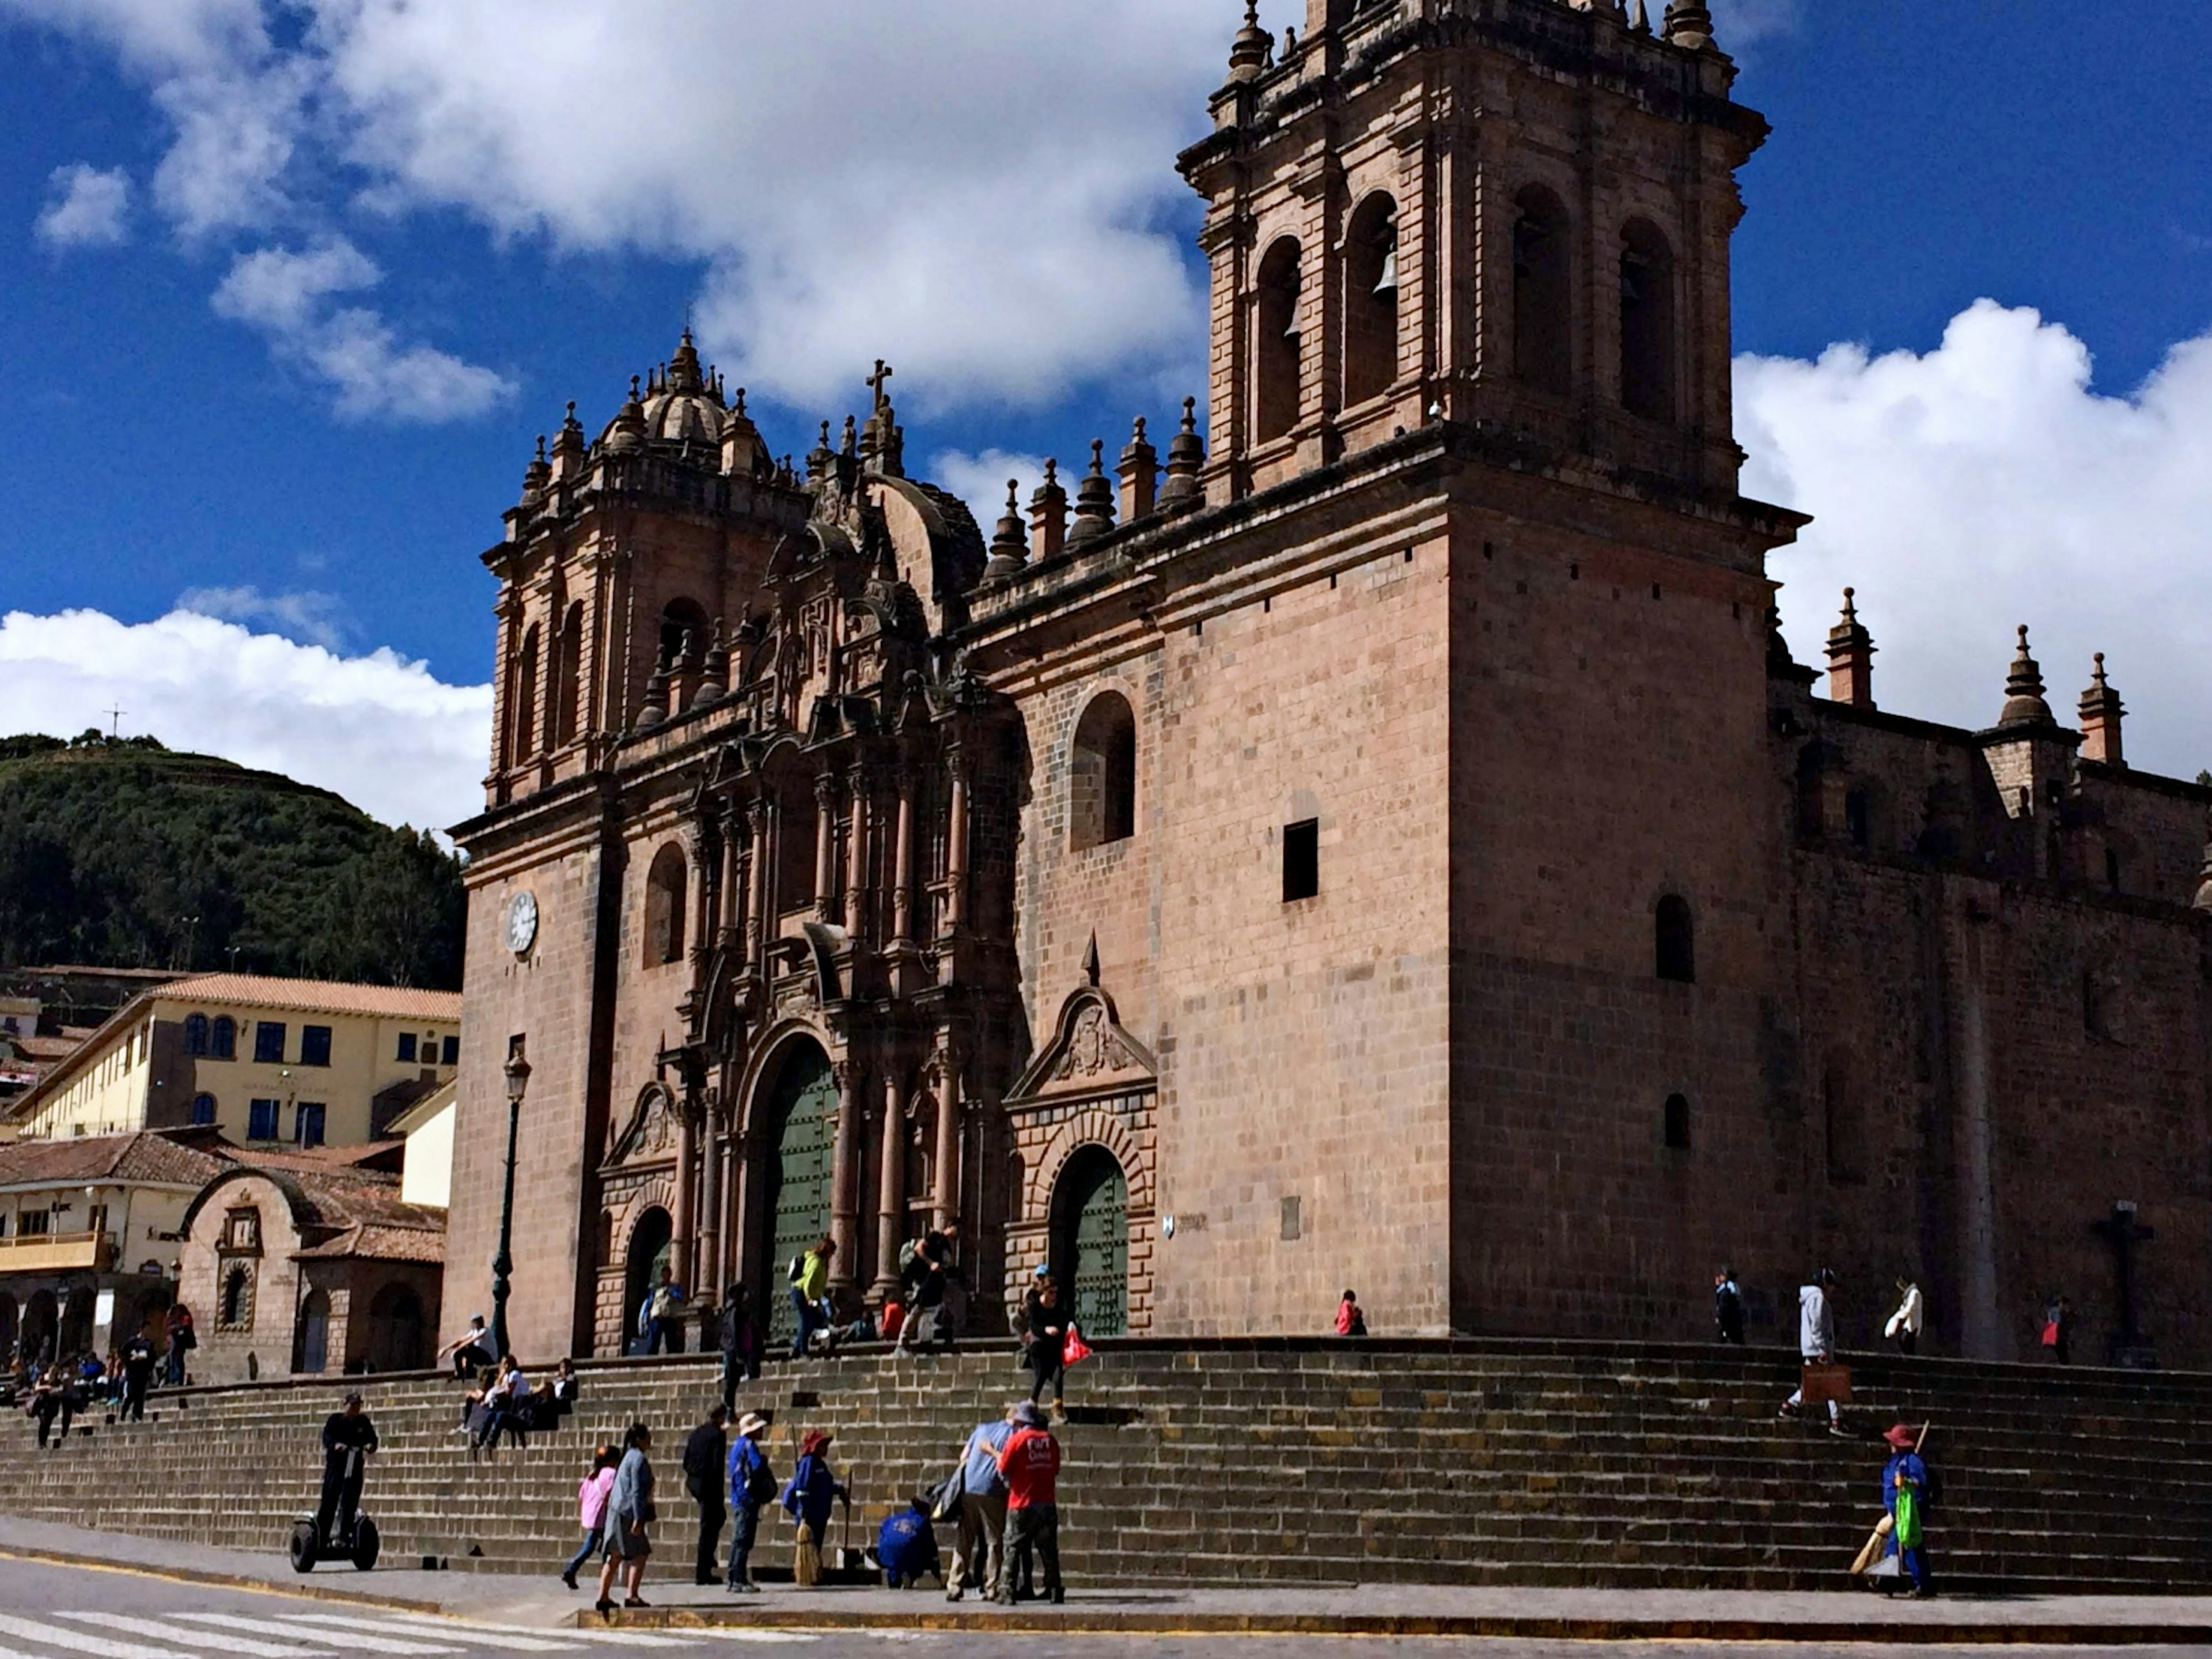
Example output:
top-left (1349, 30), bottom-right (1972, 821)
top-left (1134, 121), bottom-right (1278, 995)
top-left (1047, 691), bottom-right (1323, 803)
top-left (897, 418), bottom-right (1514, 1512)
top-left (993, 1400), bottom-right (1063, 1604)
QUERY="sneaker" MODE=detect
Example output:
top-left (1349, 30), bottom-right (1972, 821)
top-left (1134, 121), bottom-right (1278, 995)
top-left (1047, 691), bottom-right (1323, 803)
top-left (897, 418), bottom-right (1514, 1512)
top-left (1828, 1423), bottom-right (1851, 1438)
top-left (560, 1569), bottom-right (577, 1590)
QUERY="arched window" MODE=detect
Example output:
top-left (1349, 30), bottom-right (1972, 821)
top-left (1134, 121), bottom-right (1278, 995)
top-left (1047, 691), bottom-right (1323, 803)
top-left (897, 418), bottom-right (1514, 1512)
top-left (644, 843), bottom-right (688, 967)
top-left (511, 624), bottom-right (541, 762)
top-left (191, 1093), bottom-right (217, 1127)
top-left (554, 601), bottom-right (585, 747)
top-left (1654, 895), bottom-right (1695, 983)
top-left (660, 598), bottom-right (710, 669)
top-left (210, 1017), bottom-right (236, 1060)
top-left (1070, 693), bottom-right (1137, 850)
top-left (184, 1014), bottom-right (210, 1057)
top-left (295, 1287), bottom-right (330, 1374)
top-left (1343, 193), bottom-right (1399, 406)
top-left (1255, 238), bottom-right (1304, 443)
top-left (1662, 1093), bottom-right (1692, 1151)
top-left (1619, 218), bottom-right (1676, 421)
top-left (1513, 185), bottom-right (1573, 395)
top-left (221, 1264), bottom-right (252, 1328)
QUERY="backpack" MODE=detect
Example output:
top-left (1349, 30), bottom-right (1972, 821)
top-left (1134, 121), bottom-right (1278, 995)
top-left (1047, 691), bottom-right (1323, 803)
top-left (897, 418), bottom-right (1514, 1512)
top-left (787, 1253), bottom-right (807, 1285)
top-left (744, 1452), bottom-right (778, 1508)
top-left (898, 1238), bottom-right (921, 1275)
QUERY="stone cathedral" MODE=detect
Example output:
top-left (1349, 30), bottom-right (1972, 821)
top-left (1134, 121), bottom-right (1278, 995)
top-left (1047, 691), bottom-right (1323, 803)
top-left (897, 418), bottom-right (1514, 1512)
top-left (446, 0), bottom-right (2212, 1369)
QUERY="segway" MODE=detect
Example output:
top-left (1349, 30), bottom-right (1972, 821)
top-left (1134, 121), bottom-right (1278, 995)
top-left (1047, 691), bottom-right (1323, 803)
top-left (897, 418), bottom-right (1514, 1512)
top-left (290, 1445), bottom-right (381, 1572)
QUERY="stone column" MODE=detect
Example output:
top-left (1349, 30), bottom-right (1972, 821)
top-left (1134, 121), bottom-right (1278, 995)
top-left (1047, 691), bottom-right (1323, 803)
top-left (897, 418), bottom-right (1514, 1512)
top-left (933, 1040), bottom-right (962, 1232)
top-left (944, 755), bottom-right (968, 934)
top-left (745, 798), bottom-right (770, 973)
top-left (874, 1071), bottom-right (906, 1301)
top-left (891, 768), bottom-right (916, 943)
top-left (843, 768), bottom-right (870, 940)
top-left (718, 1130), bottom-right (740, 1294)
top-left (718, 804), bottom-right (743, 940)
top-left (673, 1092), bottom-right (699, 1297)
top-left (688, 829), bottom-right (714, 963)
top-left (813, 774), bottom-right (839, 921)
top-left (828, 1059), bottom-right (861, 1294)
top-left (697, 1098), bottom-right (722, 1306)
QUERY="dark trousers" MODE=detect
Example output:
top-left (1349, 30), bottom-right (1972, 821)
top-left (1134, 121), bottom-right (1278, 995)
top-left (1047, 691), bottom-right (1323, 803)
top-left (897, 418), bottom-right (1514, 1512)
top-left (647, 1317), bottom-right (683, 1355)
top-left (451, 1343), bottom-right (490, 1378)
top-left (998, 1503), bottom-right (1059, 1601)
top-left (694, 1487), bottom-right (726, 1584)
top-left (791, 1290), bottom-right (824, 1358)
top-left (33, 1397), bottom-right (71, 1448)
top-left (122, 1377), bottom-right (149, 1421)
top-left (719, 1351), bottom-right (755, 1412)
top-left (726, 1501), bottom-right (761, 1587)
top-left (162, 1343), bottom-right (186, 1386)
top-left (1025, 1343), bottom-right (1064, 1405)
top-left (316, 1459), bottom-right (363, 1543)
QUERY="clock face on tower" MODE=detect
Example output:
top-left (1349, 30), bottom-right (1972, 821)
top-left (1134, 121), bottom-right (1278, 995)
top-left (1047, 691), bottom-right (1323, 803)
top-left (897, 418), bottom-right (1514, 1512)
top-left (505, 889), bottom-right (539, 957)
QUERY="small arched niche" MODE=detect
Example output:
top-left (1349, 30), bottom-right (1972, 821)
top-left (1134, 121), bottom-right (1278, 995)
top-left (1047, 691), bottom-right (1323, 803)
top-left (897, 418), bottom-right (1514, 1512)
top-left (643, 842), bottom-right (689, 967)
top-left (1069, 692), bottom-right (1137, 850)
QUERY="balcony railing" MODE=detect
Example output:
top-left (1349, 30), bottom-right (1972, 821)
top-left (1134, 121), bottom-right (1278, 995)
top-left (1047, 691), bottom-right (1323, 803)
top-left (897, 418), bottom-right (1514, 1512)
top-left (0, 1232), bottom-right (114, 1274)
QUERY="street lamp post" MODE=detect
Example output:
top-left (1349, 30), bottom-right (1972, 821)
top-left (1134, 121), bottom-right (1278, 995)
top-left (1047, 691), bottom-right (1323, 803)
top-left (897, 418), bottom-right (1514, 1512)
top-left (490, 1040), bottom-right (531, 1361)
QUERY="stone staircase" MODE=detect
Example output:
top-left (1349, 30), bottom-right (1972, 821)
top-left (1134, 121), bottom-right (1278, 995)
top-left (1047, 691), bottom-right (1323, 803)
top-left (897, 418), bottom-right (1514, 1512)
top-left (4, 1338), bottom-right (2209, 1592)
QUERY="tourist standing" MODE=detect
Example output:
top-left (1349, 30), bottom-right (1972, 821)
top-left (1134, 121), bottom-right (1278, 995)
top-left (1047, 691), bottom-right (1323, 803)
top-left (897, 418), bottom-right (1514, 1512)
top-left (1885, 1279), bottom-right (1925, 1355)
top-left (994, 1400), bottom-right (1063, 1605)
top-left (1022, 1274), bottom-right (1068, 1412)
top-left (782, 1429), bottom-right (849, 1588)
top-left (1778, 1268), bottom-right (1845, 1434)
top-left (2042, 1296), bottom-right (2073, 1365)
top-left (643, 1266), bottom-right (687, 1355)
top-left (791, 1237), bottom-right (835, 1359)
top-left (1335, 1289), bottom-right (1367, 1337)
top-left (596, 1423), bottom-right (657, 1616)
top-left (560, 1444), bottom-right (618, 1590)
top-left (724, 1412), bottom-right (775, 1593)
top-left (682, 1406), bottom-right (730, 1586)
top-left (162, 1303), bottom-right (195, 1387)
top-left (1879, 1423), bottom-right (1934, 1597)
top-left (718, 1283), bottom-right (762, 1411)
top-left (1714, 1267), bottom-right (1746, 1346)
top-left (946, 1405), bottom-right (1015, 1602)
top-left (119, 1332), bottom-right (155, 1422)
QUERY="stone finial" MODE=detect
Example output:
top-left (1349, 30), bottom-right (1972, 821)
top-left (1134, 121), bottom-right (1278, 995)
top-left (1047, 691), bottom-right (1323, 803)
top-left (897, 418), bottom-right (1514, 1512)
top-left (1824, 588), bottom-right (1876, 709)
top-left (1998, 624), bottom-right (2054, 728)
top-left (605, 376), bottom-right (647, 453)
top-left (1662, 0), bottom-right (1714, 49)
top-left (805, 420), bottom-right (835, 487)
top-left (1067, 440), bottom-right (1118, 548)
top-left (1228, 1), bottom-right (1272, 81)
top-left (1157, 397), bottom-right (1207, 507)
top-left (840, 414), bottom-right (858, 457)
top-left (1118, 416), bottom-right (1160, 522)
top-left (638, 650), bottom-right (673, 731)
top-left (1630, 0), bottom-right (1653, 31)
top-left (696, 621), bottom-right (730, 706)
top-left (2079, 653), bottom-right (2126, 768)
top-left (985, 480), bottom-right (1029, 581)
top-left (668, 327), bottom-right (704, 393)
top-left (1028, 459), bottom-right (1069, 565)
top-left (519, 434), bottom-right (551, 507)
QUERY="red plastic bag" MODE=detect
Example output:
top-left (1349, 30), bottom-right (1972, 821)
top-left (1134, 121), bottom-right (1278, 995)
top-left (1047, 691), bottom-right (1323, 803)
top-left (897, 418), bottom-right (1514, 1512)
top-left (1062, 1323), bottom-right (1093, 1368)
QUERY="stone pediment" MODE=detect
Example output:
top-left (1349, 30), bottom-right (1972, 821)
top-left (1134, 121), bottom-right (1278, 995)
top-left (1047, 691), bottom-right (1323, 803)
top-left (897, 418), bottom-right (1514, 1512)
top-left (1006, 984), bottom-right (1157, 1107)
top-left (604, 1082), bottom-right (679, 1171)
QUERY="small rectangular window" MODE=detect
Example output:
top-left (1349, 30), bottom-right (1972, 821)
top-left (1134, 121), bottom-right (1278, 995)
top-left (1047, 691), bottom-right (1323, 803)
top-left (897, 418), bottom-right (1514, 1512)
top-left (300, 1025), bottom-right (332, 1067)
top-left (295, 1103), bottom-right (327, 1148)
top-left (253, 1022), bottom-right (286, 1064)
top-left (441, 1035), bottom-right (460, 1067)
top-left (1280, 1195), bottom-right (1303, 1241)
top-left (1283, 819), bottom-right (1320, 903)
top-left (190, 1093), bottom-right (217, 1127)
top-left (396, 1033), bottom-right (418, 1063)
top-left (20, 1209), bottom-right (51, 1237)
top-left (248, 1099), bottom-right (280, 1141)
top-left (86, 1203), bottom-right (109, 1237)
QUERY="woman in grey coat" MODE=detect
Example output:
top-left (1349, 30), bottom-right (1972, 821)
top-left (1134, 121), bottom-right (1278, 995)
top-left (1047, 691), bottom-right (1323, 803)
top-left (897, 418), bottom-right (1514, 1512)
top-left (596, 1422), bottom-right (657, 1616)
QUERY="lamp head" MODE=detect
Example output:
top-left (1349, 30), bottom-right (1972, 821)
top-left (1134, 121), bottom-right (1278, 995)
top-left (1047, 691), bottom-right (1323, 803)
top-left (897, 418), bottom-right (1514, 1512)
top-left (504, 1042), bottom-right (532, 1104)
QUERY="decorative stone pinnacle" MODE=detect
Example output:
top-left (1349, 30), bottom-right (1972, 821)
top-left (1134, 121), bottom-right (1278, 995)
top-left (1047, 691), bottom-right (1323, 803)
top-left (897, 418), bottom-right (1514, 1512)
top-left (1999, 624), bottom-right (2053, 728)
top-left (985, 479), bottom-right (1029, 580)
top-left (1662, 0), bottom-right (1714, 50)
top-left (1228, 0), bottom-right (1272, 79)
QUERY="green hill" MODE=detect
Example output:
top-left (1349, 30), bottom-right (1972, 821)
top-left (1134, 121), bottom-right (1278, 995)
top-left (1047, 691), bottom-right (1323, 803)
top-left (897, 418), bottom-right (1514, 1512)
top-left (0, 732), bottom-right (464, 989)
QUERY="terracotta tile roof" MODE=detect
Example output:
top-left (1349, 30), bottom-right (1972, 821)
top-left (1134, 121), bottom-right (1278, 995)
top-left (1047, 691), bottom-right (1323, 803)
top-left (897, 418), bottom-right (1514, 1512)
top-left (294, 1221), bottom-right (444, 1264)
top-left (158, 974), bottom-right (461, 1022)
top-left (0, 1129), bottom-right (235, 1190)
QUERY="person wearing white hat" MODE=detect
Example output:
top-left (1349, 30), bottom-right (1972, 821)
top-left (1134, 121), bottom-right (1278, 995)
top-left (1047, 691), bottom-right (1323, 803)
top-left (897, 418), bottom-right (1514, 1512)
top-left (724, 1411), bottom-right (776, 1593)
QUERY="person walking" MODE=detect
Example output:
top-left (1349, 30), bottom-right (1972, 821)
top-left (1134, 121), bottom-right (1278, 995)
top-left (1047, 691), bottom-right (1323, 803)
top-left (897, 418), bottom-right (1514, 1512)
top-left (1778, 1268), bottom-right (1846, 1435)
top-left (315, 1393), bottom-right (378, 1549)
top-left (161, 1304), bottom-right (195, 1388)
top-left (782, 1429), bottom-right (849, 1588)
top-left (119, 1331), bottom-right (155, 1422)
top-left (1879, 1423), bottom-right (1934, 1597)
top-left (1334, 1289), bottom-right (1367, 1337)
top-left (1021, 1273), bottom-right (1068, 1412)
top-left (718, 1284), bottom-right (762, 1411)
top-left (642, 1266), bottom-right (687, 1355)
top-left (560, 1444), bottom-right (618, 1590)
top-left (29, 1365), bottom-right (76, 1450)
top-left (682, 1405), bottom-right (730, 1586)
top-left (1714, 1266), bottom-right (1746, 1346)
top-left (791, 1237), bottom-right (835, 1359)
top-left (994, 1400), bottom-right (1063, 1605)
top-left (596, 1423), bottom-right (657, 1616)
top-left (945, 1405), bottom-right (1015, 1602)
top-left (2042, 1296), bottom-right (2073, 1365)
top-left (724, 1412), bottom-right (775, 1594)
top-left (1885, 1279), bottom-right (1925, 1355)
top-left (895, 1220), bottom-right (960, 1354)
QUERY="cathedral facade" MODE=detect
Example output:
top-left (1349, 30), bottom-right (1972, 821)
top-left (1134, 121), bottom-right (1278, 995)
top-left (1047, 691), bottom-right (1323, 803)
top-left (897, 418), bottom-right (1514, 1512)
top-left (446, 0), bottom-right (2212, 1369)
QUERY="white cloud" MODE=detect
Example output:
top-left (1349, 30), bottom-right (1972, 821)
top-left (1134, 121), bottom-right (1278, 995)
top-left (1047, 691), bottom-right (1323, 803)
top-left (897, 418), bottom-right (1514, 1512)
top-left (1710, 0), bottom-right (1799, 50)
top-left (1738, 299), bottom-right (2212, 782)
top-left (176, 584), bottom-right (347, 650)
top-left (211, 238), bottom-right (515, 421)
top-left (931, 449), bottom-right (1051, 529)
top-left (0, 607), bottom-right (491, 835)
top-left (34, 161), bottom-right (132, 248)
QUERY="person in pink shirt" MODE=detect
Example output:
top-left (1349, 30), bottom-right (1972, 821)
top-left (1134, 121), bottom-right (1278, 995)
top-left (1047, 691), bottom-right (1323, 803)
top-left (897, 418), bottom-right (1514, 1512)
top-left (994, 1400), bottom-right (1063, 1605)
top-left (561, 1444), bottom-right (619, 1590)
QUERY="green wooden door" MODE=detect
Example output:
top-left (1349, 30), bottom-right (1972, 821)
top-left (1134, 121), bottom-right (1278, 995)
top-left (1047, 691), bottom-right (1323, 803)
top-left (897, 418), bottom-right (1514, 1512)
top-left (762, 1043), bottom-right (836, 1345)
top-left (1057, 1148), bottom-right (1129, 1338)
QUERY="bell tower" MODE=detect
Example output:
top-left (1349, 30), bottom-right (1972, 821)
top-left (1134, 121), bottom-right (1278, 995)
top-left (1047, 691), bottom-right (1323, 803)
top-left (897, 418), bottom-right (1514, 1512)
top-left (1180, 0), bottom-right (1768, 502)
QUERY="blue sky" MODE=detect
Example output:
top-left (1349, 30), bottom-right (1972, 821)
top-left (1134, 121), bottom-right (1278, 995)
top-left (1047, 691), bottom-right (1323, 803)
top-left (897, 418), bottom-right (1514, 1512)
top-left (2, 1), bottom-right (2207, 828)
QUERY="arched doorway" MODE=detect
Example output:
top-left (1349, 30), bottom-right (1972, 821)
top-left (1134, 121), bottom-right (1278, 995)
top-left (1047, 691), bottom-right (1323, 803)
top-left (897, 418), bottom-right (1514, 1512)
top-left (22, 1290), bottom-right (57, 1366)
top-left (59, 1285), bottom-right (94, 1356)
top-left (756, 1041), bottom-right (836, 1347)
top-left (0, 1292), bottom-right (17, 1363)
top-left (1051, 1147), bottom-right (1129, 1338)
top-left (623, 1207), bottom-right (674, 1355)
top-left (366, 1283), bottom-right (427, 1373)
top-left (295, 1288), bottom-right (331, 1374)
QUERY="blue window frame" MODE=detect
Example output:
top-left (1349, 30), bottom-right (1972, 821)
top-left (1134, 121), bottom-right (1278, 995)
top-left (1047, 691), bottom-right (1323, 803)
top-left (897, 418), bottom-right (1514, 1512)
top-left (210, 1017), bottom-right (236, 1060)
top-left (191, 1093), bottom-right (217, 1127)
top-left (248, 1099), bottom-right (280, 1141)
top-left (300, 1025), bottom-right (332, 1067)
top-left (253, 1022), bottom-right (286, 1063)
top-left (441, 1035), bottom-right (460, 1067)
top-left (294, 1103), bottom-right (327, 1147)
top-left (395, 1033), bottom-right (418, 1063)
top-left (184, 1014), bottom-right (210, 1056)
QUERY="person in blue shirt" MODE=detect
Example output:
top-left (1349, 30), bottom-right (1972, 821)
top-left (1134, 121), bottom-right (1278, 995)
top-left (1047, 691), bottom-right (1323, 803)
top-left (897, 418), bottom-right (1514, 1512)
top-left (1880, 1423), bottom-right (1933, 1597)
top-left (945, 1410), bottom-right (1016, 1603)
top-left (723, 1412), bottom-right (774, 1594)
top-left (877, 1499), bottom-right (942, 1589)
top-left (781, 1429), bottom-right (849, 1587)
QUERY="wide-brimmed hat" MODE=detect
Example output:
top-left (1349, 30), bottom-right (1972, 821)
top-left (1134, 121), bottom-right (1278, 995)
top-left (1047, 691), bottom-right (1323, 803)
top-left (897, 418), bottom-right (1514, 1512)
top-left (1010, 1400), bottom-right (1047, 1429)
top-left (1883, 1423), bottom-right (1919, 1450)
top-left (800, 1428), bottom-right (834, 1458)
top-left (736, 1412), bottom-right (769, 1438)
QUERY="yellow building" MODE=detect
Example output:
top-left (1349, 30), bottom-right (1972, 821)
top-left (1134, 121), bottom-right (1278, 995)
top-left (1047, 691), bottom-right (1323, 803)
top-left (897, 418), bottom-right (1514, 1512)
top-left (3, 975), bottom-right (461, 1151)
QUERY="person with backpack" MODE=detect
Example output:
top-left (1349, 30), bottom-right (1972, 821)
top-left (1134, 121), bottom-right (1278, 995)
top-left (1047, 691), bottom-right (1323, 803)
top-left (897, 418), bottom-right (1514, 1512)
top-left (1334, 1289), bottom-right (1367, 1337)
top-left (782, 1429), bottom-right (849, 1588)
top-left (1878, 1423), bottom-right (1934, 1597)
top-left (790, 1237), bottom-right (835, 1359)
top-left (894, 1220), bottom-right (960, 1354)
top-left (1714, 1266), bottom-right (1746, 1345)
top-left (641, 1265), bottom-right (687, 1355)
top-left (725, 1412), bottom-right (775, 1594)
top-left (682, 1405), bottom-right (729, 1586)
top-left (994, 1399), bottom-right (1063, 1605)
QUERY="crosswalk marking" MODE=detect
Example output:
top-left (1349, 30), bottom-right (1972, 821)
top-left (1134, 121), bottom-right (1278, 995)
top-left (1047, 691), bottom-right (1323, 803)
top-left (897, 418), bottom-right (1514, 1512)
top-left (177, 1613), bottom-right (458, 1656)
top-left (56, 1614), bottom-right (328, 1658)
top-left (285, 1615), bottom-right (576, 1654)
top-left (0, 1612), bottom-right (213, 1659)
top-left (385, 1614), bottom-right (695, 1649)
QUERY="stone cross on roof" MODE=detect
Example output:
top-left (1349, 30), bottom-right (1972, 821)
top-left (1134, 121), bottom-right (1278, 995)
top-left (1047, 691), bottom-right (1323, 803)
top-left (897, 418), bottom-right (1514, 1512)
top-left (867, 359), bottom-right (894, 410)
